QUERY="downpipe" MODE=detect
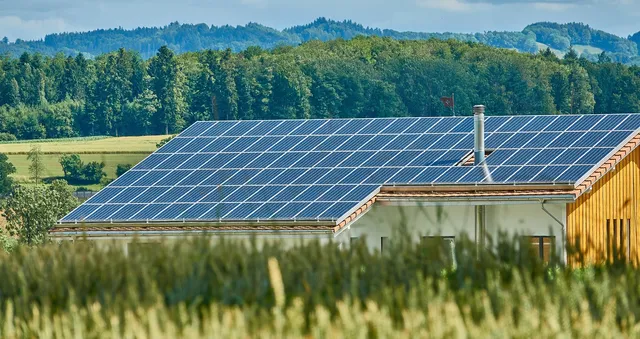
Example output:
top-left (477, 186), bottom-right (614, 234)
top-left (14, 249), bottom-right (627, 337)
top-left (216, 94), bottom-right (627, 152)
top-left (541, 199), bottom-right (566, 263)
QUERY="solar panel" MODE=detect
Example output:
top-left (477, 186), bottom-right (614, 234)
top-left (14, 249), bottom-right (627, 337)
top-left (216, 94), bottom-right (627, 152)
top-left (61, 114), bottom-right (640, 224)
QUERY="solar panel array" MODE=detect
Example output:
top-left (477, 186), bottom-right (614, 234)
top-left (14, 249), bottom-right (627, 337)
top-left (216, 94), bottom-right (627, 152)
top-left (61, 114), bottom-right (640, 224)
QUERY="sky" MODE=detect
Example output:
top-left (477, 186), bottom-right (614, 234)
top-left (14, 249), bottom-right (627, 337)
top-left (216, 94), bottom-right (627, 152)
top-left (0, 0), bottom-right (639, 41)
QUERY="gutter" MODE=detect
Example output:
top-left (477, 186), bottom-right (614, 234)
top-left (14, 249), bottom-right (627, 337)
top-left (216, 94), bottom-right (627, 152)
top-left (376, 194), bottom-right (576, 205)
top-left (540, 199), bottom-right (567, 263)
top-left (57, 219), bottom-right (337, 227)
top-left (49, 228), bottom-right (334, 238)
top-left (381, 183), bottom-right (575, 192)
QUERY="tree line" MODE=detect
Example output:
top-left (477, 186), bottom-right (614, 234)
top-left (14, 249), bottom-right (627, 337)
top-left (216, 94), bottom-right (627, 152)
top-left (1, 37), bottom-right (640, 139)
top-left (2, 18), bottom-right (639, 64)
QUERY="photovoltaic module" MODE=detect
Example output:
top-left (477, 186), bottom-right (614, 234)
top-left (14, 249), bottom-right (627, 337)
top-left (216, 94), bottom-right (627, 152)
top-left (61, 114), bottom-right (640, 224)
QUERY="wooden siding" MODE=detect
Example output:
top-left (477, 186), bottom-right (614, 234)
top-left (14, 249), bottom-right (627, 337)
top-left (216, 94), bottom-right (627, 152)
top-left (567, 146), bottom-right (640, 265)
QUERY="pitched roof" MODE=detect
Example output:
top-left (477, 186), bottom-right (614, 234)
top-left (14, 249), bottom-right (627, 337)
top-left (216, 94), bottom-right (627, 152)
top-left (58, 114), bottom-right (640, 228)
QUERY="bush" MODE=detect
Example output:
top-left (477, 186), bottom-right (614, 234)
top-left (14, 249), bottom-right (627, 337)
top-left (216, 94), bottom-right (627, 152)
top-left (59, 154), bottom-right (106, 184)
top-left (0, 232), bottom-right (18, 253)
top-left (82, 161), bottom-right (106, 183)
top-left (0, 153), bottom-right (16, 196)
top-left (116, 163), bottom-right (133, 177)
top-left (99, 176), bottom-right (113, 187)
top-left (0, 132), bottom-right (17, 142)
top-left (156, 135), bottom-right (175, 148)
top-left (1, 180), bottom-right (78, 245)
top-left (59, 154), bottom-right (83, 179)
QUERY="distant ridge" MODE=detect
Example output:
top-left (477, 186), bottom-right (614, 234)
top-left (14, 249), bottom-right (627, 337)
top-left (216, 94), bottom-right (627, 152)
top-left (1, 17), bottom-right (639, 64)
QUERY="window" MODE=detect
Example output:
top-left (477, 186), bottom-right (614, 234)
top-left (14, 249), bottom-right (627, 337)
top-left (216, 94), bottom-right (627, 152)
top-left (529, 236), bottom-right (555, 263)
top-left (422, 236), bottom-right (456, 267)
top-left (627, 219), bottom-right (631, 259)
top-left (606, 218), bottom-right (631, 260)
top-left (381, 237), bottom-right (389, 253)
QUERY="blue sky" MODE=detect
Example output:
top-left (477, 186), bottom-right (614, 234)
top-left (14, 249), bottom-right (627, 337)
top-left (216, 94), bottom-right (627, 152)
top-left (0, 0), bottom-right (638, 41)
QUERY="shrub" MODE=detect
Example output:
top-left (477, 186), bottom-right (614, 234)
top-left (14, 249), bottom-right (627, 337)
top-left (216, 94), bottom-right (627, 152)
top-left (0, 153), bottom-right (16, 196)
top-left (156, 135), bottom-right (175, 148)
top-left (0, 132), bottom-right (17, 142)
top-left (1, 180), bottom-right (78, 245)
top-left (82, 161), bottom-right (106, 183)
top-left (0, 232), bottom-right (18, 253)
top-left (116, 163), bottom-right (133, 177)
top-left (99, 177), bottom-right (113, 187)
top-left (59, 154), bottom-right (83, 179)
top-left (59, 154), bottom-right (106, 184)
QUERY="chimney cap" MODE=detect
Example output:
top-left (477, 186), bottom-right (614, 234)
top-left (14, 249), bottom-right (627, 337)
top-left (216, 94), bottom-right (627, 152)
top-left (473, 105), bottom-right (485, 115)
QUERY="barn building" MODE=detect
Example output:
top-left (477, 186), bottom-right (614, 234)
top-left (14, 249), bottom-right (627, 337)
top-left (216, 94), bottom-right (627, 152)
top-left (54, 107), bottom-right (640, 265)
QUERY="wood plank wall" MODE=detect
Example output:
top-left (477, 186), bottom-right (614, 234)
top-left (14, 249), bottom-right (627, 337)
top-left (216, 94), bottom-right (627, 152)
top-left (567, 147), bottom-right (640, 266)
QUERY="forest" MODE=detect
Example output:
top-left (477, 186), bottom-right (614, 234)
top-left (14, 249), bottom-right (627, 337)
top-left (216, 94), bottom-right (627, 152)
top-left (1, 18), bottom-right (639, 64)
top-left (1, 36), bottom-right (640, 140)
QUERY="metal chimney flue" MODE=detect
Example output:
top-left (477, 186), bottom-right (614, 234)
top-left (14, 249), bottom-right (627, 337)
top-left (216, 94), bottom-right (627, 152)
top-left (473, 104), bottom-right (486, 258)
top-left (473, 105), bottom-right (485, 165)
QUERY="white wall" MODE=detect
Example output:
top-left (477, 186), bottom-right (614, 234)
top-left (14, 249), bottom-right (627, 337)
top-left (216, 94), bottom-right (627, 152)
top-left (52, 232), bottom-right (336, 253)
top-left (52, 201), bottom-right (567, 259)
top-left (346, 201), bottom-right (566, 258)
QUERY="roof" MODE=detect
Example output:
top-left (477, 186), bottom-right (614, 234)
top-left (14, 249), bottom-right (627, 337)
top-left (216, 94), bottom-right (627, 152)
top-left (59, 114), bottom-right (640, 228)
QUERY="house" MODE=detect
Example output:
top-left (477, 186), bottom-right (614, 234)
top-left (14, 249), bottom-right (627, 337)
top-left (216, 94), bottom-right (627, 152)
top-left (54, 106), bottom-right (640, 265)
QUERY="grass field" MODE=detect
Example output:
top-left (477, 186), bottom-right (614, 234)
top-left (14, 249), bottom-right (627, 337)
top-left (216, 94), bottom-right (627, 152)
top-left (8, 154), bottom-right (149, 190)
top-left (1, 237), bottom-right (640, 336)
top-left (536, 42), bottom-right (565, 57)
top-left (0, 135), bottom-right (168, 154)
top-left (2, 135), bottom-right (169, 190)
top-left (535, 43), bottom-right (604, 58)
top-left (573, 44), bottom-right (604, 56)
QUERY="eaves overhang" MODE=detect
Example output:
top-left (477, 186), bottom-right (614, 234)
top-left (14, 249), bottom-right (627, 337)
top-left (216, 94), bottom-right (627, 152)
top-left (573, 132), bottom-right (640, 198)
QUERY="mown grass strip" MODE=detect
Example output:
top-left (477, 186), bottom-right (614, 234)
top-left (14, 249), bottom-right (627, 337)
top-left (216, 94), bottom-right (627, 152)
top-left (0, 136), bottom-right (112, 144)
top-left (0, 135), bottom-right (169, 154)
top-left (3, 151), bottom-right (152, 155)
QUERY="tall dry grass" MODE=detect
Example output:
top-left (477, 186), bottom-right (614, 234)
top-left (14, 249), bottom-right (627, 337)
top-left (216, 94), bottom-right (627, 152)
top-left (0, 233), bottom-right (638, 337)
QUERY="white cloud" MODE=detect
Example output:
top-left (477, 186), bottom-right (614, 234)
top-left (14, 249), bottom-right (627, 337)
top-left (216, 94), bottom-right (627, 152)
top-left (417, 0), bottom-right (476, 11)
top-left (417, 0), bottom-right (574, 12)
top-left (0, 16), bottom-right (79, 41)
top-left (533, 2), bottom-right (575, 10)
top-left (0, 0), bottom-right (638, 41)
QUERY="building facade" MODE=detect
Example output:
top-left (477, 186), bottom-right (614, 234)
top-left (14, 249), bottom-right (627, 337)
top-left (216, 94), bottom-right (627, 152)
top-left (53, 111), bottom-right (640, 265)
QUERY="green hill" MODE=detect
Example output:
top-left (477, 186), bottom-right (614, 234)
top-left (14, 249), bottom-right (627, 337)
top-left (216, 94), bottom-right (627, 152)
top-left (1, 18), bottom-right (638, 64)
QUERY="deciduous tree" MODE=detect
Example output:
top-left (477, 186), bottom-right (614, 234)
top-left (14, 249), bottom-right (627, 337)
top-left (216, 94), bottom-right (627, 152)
top-left (0, 153), bottom-right (16, 196)
top-left (27, 144), bottom-right (44, 184)
top-left (1, 180), bottom-right (78, 245)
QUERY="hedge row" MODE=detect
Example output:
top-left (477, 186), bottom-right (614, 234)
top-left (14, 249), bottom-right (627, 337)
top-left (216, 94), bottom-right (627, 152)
top-left (0, 136), bottom-right (112, 145)
top-left (2, 151), bottom-right (151, 155)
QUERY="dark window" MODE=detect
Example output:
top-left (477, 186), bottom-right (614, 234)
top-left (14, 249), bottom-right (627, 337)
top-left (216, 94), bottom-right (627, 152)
top-left (422, 236), bottom-right (456, 267)
top-left (627, 219), bottom-right (631, 259)
top-left (381, 237), bottom-right (389, 253)
top-left (529, 236), bottom-right (555, 263)
top-left (607, 218), bottom-right (632, 261)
